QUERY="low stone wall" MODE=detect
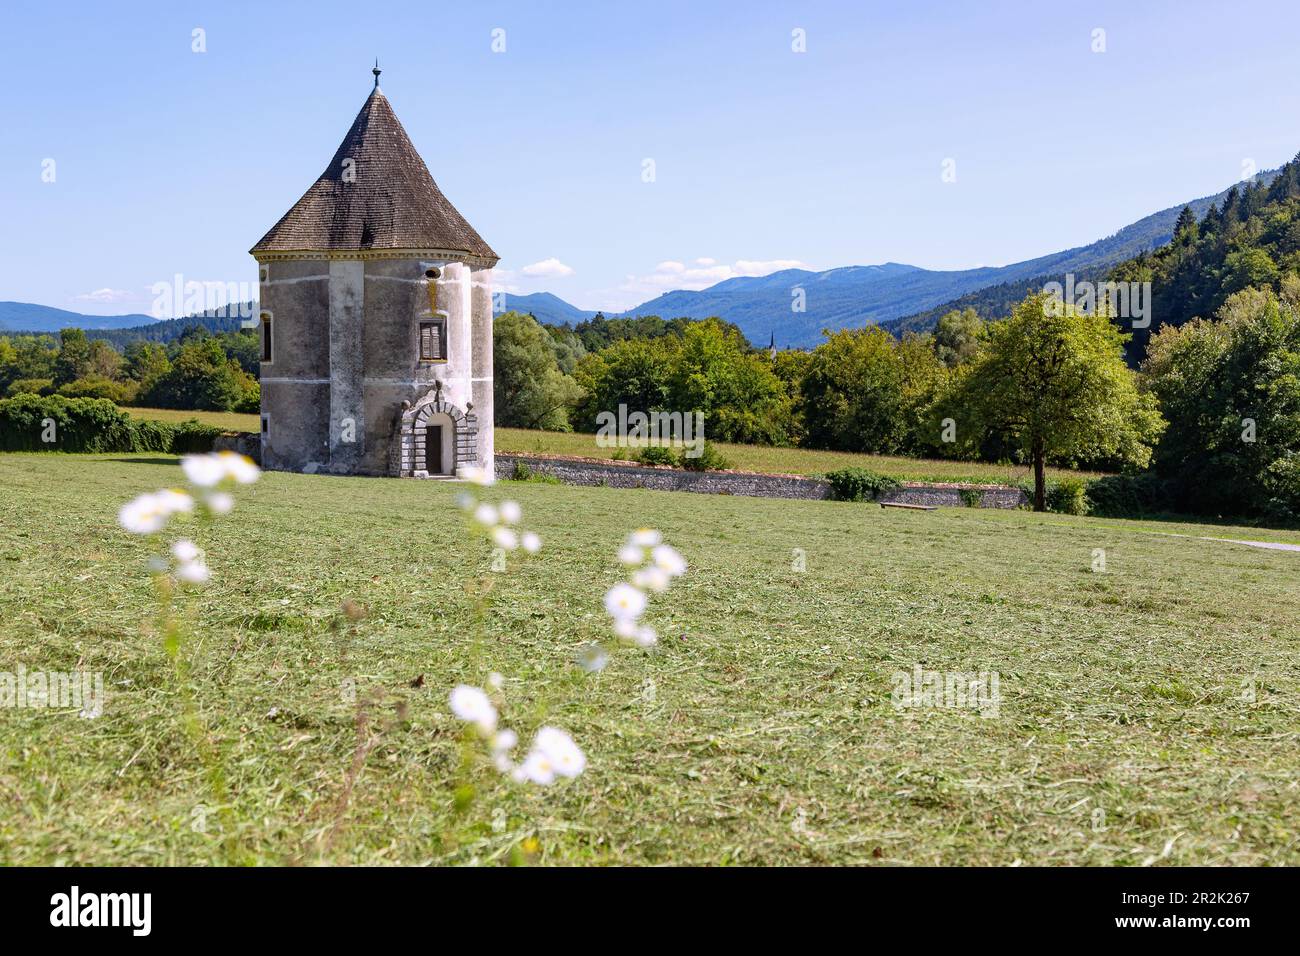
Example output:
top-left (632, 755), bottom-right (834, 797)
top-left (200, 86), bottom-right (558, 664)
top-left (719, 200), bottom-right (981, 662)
top-left (213, 431), bottom-right (262, 465)
top-left (495, 453), bottom-right (1027, 509)
top-left (497, 453), bottom-right (830, 499)
top-left (880, 485), bottom-right (1027, 509)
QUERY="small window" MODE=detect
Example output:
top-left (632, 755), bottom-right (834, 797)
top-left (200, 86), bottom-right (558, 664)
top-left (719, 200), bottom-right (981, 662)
top-left (260, 312), bottom-right (273, 363)
top-left (419, 318), bottom-right (446, 361)
top-left (260, 414), bottom-right (269, 438)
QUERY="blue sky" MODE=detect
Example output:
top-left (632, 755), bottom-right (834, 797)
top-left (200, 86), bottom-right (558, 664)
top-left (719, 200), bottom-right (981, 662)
top-left (3, 0), bottom-right (1299, 316)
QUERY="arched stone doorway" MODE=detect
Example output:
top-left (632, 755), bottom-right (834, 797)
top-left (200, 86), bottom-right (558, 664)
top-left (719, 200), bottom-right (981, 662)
top-left (396, 386), bottom-right (479, 478)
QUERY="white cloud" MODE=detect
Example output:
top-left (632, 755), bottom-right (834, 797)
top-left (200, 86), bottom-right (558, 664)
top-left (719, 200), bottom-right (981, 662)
top-left (73, 288), bottom-right (136, 304)
top-left (520, 257), bottom-right (575, 278)
top-left (589, 257), bottom-right (815, 310)
top-left (487, 268), bottom-right (522, 295)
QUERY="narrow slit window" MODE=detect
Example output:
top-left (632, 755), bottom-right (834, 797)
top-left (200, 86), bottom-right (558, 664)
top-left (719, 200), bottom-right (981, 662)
top-left (260, 313), bottom-right (273, 362)
top-left (419, 318), bottom-right (446, 361)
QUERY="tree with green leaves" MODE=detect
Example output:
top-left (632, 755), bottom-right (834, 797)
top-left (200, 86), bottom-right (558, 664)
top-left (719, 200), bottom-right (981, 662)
top-left (1172, 204), bottom-right (1198, 244)
top-left (143, 337), bottom-right (258, 412)
top-left (53, 328), bottom-right (92, 386)
top-left (931, 307), bottom-right (984, 367)
top-left (573, 337), bottom-right (674, 431)
top-left (943, 293), bottom-right (1165, 511)
top-left (799, 326), bottom-right (912, 453)
top-left (493, 311), bottom-right (584, 430)
top-left (1142, 284), bottom-right (1300, 521)
top-left (124, 341), bottom-right (172, 391)
top-left (665, 318), bottom-right (791, 445)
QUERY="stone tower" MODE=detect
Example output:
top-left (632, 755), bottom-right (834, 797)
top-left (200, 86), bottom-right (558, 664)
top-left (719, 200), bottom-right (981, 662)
top-left (250, 68), bottom-right (498, 478)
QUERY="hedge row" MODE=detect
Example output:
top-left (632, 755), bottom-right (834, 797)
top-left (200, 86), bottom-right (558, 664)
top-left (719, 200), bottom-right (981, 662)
top-left (824, 467), bottom-right (903, 502)
top-left (0, 394), bottom-right (224, 454)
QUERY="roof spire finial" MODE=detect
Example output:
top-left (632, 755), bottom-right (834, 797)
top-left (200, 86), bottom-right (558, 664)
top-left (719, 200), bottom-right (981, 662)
top-left (372, 58), bottom-right (382, 89)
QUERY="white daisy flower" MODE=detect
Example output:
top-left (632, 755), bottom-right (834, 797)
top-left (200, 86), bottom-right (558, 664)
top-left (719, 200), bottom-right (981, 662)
top-left (575, 643), bottom-right (610, 672)
top-left (521, 531), bottom-right (542, 554)
top-left (492, 526), bottom-right (519, 551)
top-left (118, 493), bottom-right (168, 534)
top-left (455, 491), bottom-right (476, 511)
top-left (651, 544), bottom-right (687, 577)
top-left (171, 539), bottom-right (200, 563)
top-left (154, 490), bottom-right (195, 518)
top-left (618, 543), bottom-right (644, 566)
top-left (628, 528), bottom-right (662, 548)
top-left (488, 671), bottom-right (505, 690)
top-left (499, 500), bottom-right (523, 525)
top-left (633, 625), bottom-right (658, 648)
top-left (217, 451), bottom-right (260, 484)
top-left (492, 726), bottom-right (519, 770)
top-left (448, 684), bottom-right (497, 734)
top-left (461, 465), bottom-right (495, 486)
top-left (612, 616), bottom-right (638, 641)
top-left (604, 583), bottom-right (647, 621)
top-left (513, 750), bottom-right (555, 785)
top-left (534, 726), bottom-right (586, 778)
top-left (181, 454), bottom-right (225, 488)
top-left (118, 490), bottom-right (192, 534)
top-left (632, 565), bottom-right (671, 594)
top-left (473, 503), bottom-right (499, 527)
top-left (175, 560), bottom-right (210, 584)
top-left (205, 491), bottom-right (234, 515)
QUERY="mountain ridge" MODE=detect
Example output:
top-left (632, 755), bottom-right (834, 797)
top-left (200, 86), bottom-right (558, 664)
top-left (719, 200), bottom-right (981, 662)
top-left (0, 302), bottom-right (157, 333)
top-left (4, 169), bottom-right (1280, 347)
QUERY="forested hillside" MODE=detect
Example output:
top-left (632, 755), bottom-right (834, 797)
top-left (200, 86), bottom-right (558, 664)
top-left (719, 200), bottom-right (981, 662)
top-left (887, 168), bottom-right (1283, 336)
top-left (1112, 154), bottom-right (1300, 356)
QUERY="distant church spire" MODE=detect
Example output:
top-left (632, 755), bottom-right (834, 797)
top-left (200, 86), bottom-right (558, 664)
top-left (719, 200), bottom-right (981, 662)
top-left (768, 331), bottom-right (777, 359)
top-left (372, 58), bottom-right (382, 89)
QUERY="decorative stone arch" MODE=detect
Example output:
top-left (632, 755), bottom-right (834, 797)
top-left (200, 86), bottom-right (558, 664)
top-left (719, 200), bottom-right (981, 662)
top-left (396, 384), bottom-right (478, 477)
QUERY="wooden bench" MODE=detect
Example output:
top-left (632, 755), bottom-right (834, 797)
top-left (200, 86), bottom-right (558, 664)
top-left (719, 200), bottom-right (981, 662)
top-left (879, 501), bottom-right (938, 511)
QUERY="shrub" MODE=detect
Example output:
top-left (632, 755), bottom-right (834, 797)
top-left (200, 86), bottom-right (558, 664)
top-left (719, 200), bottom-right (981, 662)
top-left (6, 378), bottom-right (53, 397)
top-left (678, 441), bottom-right (731, 472)
top-left (58, 375), bottom-right (139, 404)
top-left (959, 488), bottom-right (983, 508)
top-left (1085, 473), bottom-right (1175, 519)
top-left (170, 420), bottom-right (225, 453)
top-left (1046, 476), bottom-right (1090, 516)
top-left (636, 445), bottom-right (677, 467)
top-left (0, 394), bottom-right (221, 454)
top-left (508, 459), bottom-right (560, 484)
top-left (825, 466), bottom-right (902, 502)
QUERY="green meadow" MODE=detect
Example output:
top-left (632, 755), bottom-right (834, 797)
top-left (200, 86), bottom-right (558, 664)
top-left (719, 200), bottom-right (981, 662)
top-left (121, 408), bottom-right (1104, 485)
top-left (0, 452), bottom-right (1297, 865)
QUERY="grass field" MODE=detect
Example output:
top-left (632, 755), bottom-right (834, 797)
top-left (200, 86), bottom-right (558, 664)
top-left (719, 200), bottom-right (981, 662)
top-left (1, 452), bottom-right (1297, 865)
top-left (120, 408), bottom-right (1103, 485)
top-left (125, 407), bottom-right (262, 433)
top-left (499, 428), bottom-right (1110, 485)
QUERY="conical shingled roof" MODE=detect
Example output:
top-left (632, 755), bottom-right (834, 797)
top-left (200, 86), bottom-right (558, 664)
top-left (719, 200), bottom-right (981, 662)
top-left (251, 87), bottom-right (497, 262)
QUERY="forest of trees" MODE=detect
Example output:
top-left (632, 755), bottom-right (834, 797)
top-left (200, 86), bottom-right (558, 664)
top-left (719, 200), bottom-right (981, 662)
top-left (493, 152), bottom-right (1300, 523)
top-left (0, 325), bottom-right (260, 412)
top-left (6, 153), bottom-right (1298, 523)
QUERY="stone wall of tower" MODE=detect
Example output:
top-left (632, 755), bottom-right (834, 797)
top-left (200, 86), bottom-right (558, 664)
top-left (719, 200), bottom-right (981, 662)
top-left (256, 253), bottom-right (493, 478)
top-left (328, 260), bottom-right (366, 472)
top-left (470, 264), bottom-right (495, 471)
top-left (360, 257), bottom-right (476, 476)
top-left (257, 259), bottom-right (332, 472)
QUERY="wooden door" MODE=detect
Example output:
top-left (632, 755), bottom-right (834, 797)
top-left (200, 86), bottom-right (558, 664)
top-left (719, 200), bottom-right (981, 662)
top-left (426, 425), bottom-right (442, 474)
